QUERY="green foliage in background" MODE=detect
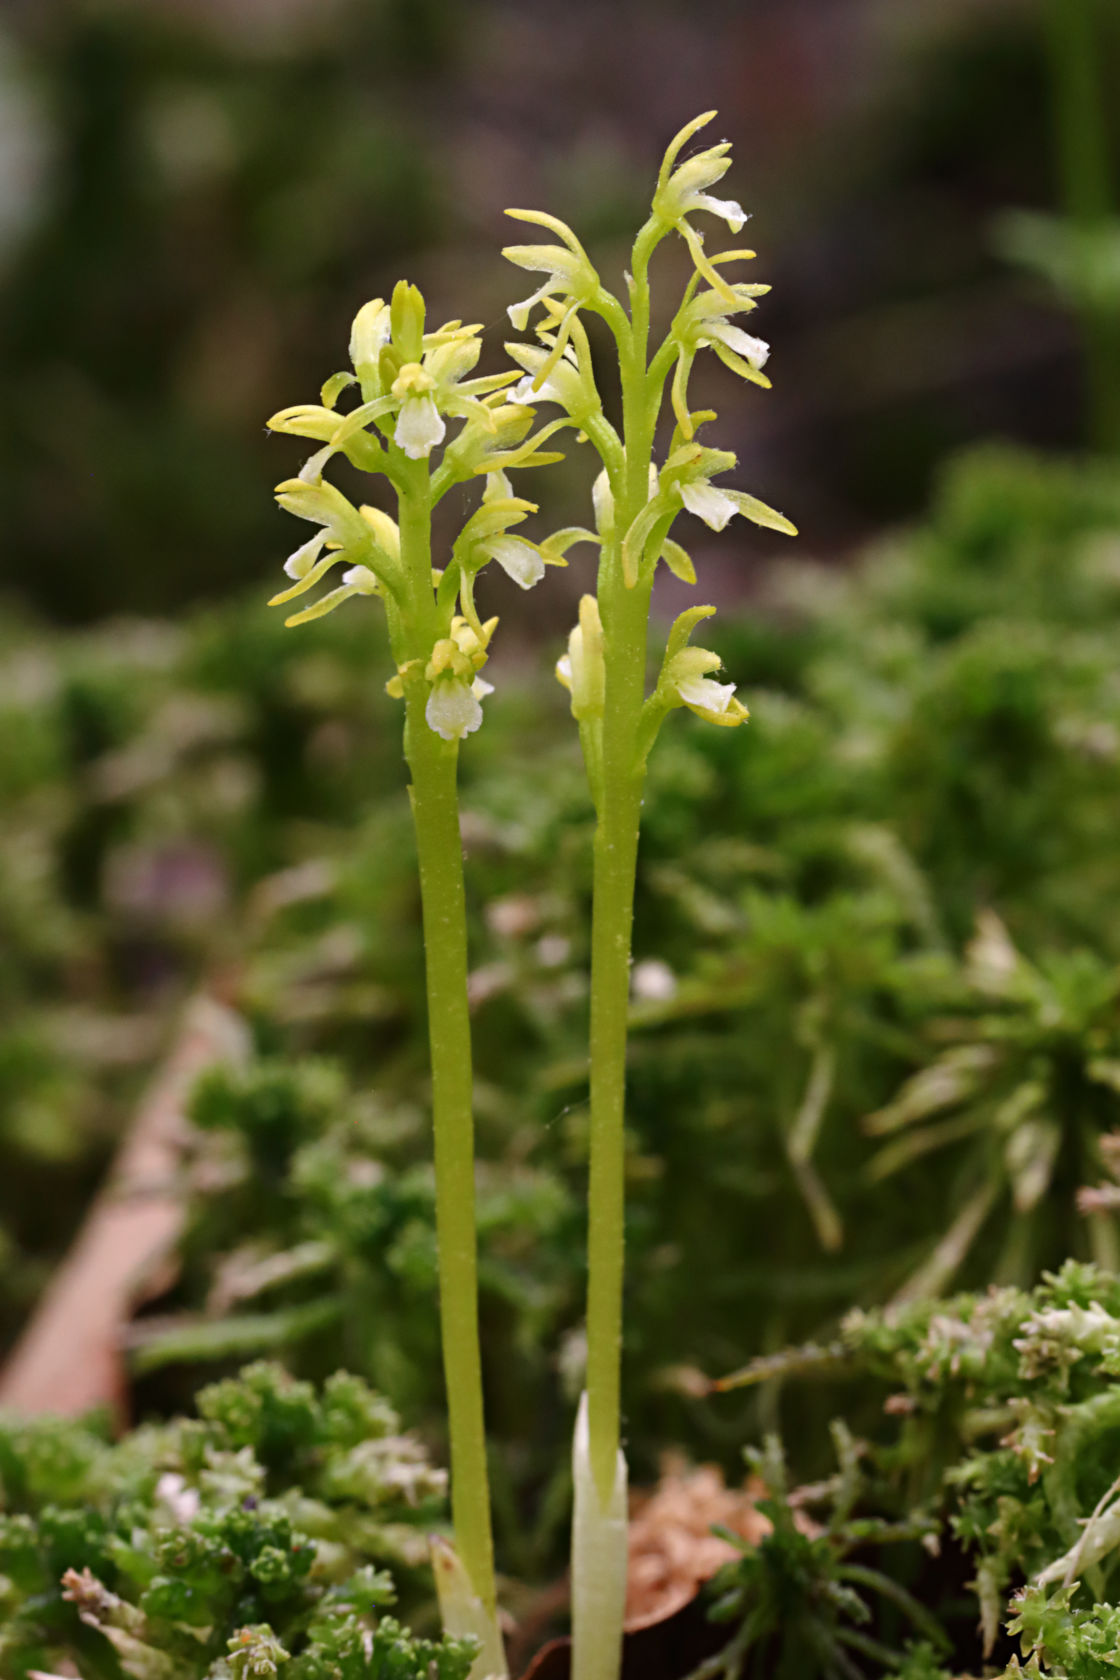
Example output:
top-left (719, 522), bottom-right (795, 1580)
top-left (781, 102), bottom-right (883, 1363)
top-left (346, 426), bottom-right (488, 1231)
top-left (3, 0), bottom-right (1118, 621)
top-left (705, 1263), bottom-right (1120, 1680)
top-left (19, 1276), bottom-right (1120, 1680)
top-left (0, 1360), bottom-right (475, 1679)
top-left (0, 0), bottom-right (459, 620)
top-left (692, 1426), bottom-right (946, 1680)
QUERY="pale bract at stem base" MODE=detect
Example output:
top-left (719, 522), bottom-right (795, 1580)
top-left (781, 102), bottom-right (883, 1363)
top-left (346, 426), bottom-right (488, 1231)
top-left (571, 1391), bottom-right (628, 1680)
top-left (432, 1535), bottom-right (509, 1680)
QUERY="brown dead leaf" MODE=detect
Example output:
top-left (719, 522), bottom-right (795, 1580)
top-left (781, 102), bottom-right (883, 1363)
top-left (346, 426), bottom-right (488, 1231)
top-left (625, 1457), bottom-right (771, 1631)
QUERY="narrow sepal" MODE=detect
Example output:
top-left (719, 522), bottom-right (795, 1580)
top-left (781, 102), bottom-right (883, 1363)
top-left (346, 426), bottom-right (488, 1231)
top-left (724, 488), bottom-right (798, 535)
top-left (659, 538), bottom-right (696, 584)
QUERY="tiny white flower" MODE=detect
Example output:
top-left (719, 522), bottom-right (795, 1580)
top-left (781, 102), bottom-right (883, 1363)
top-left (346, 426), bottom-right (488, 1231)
top-left (536, 934), bottom-right (570, 968)
top-left (677, 479), bottom-right (739, 531)
top-left (632, 958), bottom-right (678, 1002)
top-left (283, 530), bottom-right (328, 580)
top-left (556, 652), bottom-right (573, 687)
top-left (706, 322), bottom-right (769, 367)
top-left (394, 392), bottom-right (445, 459)
top-left (484, 535), bottom-right (545, 590)
top-left (650, 122), bottom-right (757, 304)
top-left (156, 1472), bottom-right (201, 1524)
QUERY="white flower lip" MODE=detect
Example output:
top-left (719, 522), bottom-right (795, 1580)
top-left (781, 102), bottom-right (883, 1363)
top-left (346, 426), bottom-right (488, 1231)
top-left (503, 240), bottom-right (592, 330)
top-left (686, 191), bottom-right (747, 233)
top-left (676, 674), bottom-right (736, 714)
top-left (426, 678), bottom-right (482, 741)
top-left (341, 564), bottom-right (378, 594)
top-left (508, 280), bottom-right (559, 332)
top-left (506, 341), bottom-right (584, 414)
top-left (710, 323), bottom-right (770, 367)
top-left (510, 371), bottom-right (559, 407)
top-left (425, 675), bottom-right (494, 741)
top-left (395, 393), bottom-right (446, 459)
top-left (486, 535), bottom-right (545, 590)
top-left (678, 479), bottom-right (738, 531)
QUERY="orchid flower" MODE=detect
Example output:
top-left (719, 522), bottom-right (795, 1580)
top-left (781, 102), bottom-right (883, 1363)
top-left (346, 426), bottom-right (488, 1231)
top-left (268, 282), bottom-right (520, 485)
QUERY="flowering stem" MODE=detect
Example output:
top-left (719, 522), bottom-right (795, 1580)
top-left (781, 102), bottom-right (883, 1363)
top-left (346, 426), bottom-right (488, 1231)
top-left (398, 468), bottom-right (499, 1637)
top-left (584, 696), bottom-right (643, 1503)
top-left (499, 112), bottom-right (790, 1680)
top-left (578, 601), bottom-right (645, 1680)
top-left (583, 224), bottom-right (660, 1512)
top-left (573, 253), bottom-right (661, 1680)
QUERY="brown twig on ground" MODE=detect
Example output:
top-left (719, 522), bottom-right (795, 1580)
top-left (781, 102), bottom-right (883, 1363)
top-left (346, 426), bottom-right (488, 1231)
top-left (0, 994), bottom-right (249, 1421)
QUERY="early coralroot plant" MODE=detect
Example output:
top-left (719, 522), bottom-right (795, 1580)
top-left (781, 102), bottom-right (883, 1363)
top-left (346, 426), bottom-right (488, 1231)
top-left (266, 280), bottom-right (567, 1675)
top-left (502, 111), bottom-right (796, 1680)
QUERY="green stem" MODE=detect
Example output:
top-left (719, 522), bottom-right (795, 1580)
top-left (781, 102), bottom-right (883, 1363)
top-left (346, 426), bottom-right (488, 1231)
top-left (398, 469), bottom-right (497, 1622)
top-left (584, 695), bottom-right (643, 1504)
top-left (584, 246), bottom-right (658, 1506)
top-left (1045, 0), bottom-right (1120, 452)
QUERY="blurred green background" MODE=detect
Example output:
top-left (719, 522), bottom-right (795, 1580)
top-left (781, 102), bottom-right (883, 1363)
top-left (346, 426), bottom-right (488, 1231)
top-left (1, 0), bottom-right (1117, 625)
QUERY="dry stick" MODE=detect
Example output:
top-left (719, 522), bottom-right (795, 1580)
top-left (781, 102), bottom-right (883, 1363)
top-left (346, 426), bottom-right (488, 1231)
top-left (0, 994), bottom-right (249, 1419)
